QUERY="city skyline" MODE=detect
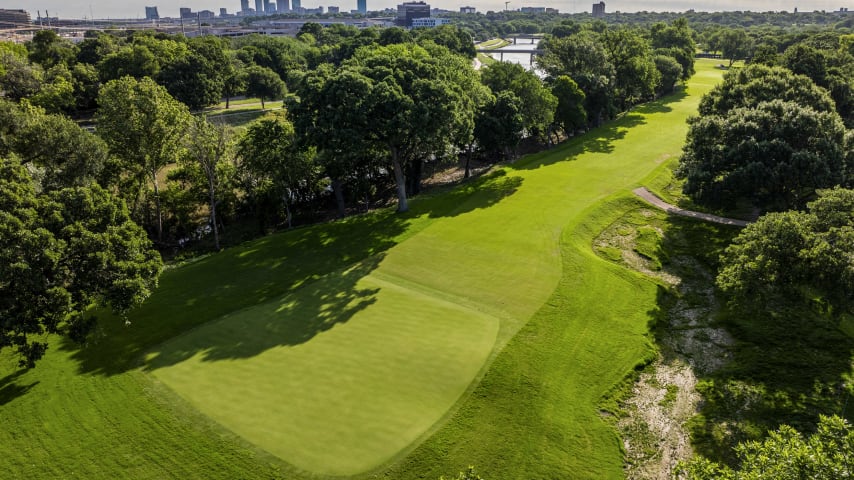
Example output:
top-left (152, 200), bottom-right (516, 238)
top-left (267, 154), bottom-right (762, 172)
top-left (18, 0), bottom-right (853, 19)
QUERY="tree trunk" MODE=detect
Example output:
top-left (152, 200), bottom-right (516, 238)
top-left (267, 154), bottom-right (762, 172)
top-left (390, 146), bottom-right (408, 213)
top-left (261, 97), bottom-right (266, 109)
top-left (406, 158), bottom-right (422, 196)
top-left (464, 144), bottom-right (472, 179)
top-left (225, 96), bottom-right (230, 109)
top-left (332, 177), bottom-right (346, 217)
top-left (208, 178), bottom-right (220, 250)
top-left (284, 200), bottom-right (293, 229)
top-left (151, 170), bottom-right (163, 243)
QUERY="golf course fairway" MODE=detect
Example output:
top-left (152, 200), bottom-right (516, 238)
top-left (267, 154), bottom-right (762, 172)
top-left (0, 60), bottom-right (723, 479)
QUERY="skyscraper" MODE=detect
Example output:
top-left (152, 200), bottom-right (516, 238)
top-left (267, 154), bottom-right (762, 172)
top-left (255, 0), bottom-right (265, 13)
top-left (292, 0), bottom-right (301, 11)
top-left (145, 6), bottom-right (159, 19)
top-left (357, 0), bottom-right (366, 13)
top-left (241, 0), bottom-right (250, 12)
top-left (277, 0), bottom-right (290, 12)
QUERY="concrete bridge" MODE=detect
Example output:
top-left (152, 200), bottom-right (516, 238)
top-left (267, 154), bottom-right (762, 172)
top-left (475, 48), bottom-right (544, 62)
top-left (505, 34), bottom-right (545, 44)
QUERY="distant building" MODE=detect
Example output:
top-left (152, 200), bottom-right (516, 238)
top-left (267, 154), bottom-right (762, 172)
top-left (241, 0), bottom-right (251, 13)
top-left (592, 1), bottom-right (605, 17)
top-left (357, 0), bottom-right (367, 14)
top-left (0, 9), bottom-right (29, 28)
top-left (255, 0), bottom-right (265, 13)
top-left (180, 7), bottom-right (193, 18)
top-left (460, 6), bottom-right (476, 13)
top-left (410, 17), bottom-right (449, 27)
top-left (199, 10), bottom-right (216, 19)
top-left (220, 8), bottom-right (229, 16)
top-left (145, 6), bottom-right (160, 20)
top-left (328, 6), bottom-right (340, 13)
top-left (293, 0), bottom-right (302, 11)
top-left (396, 1), bottom-right (430, 27)
top-left (278, 0), bottom-right (290, 12)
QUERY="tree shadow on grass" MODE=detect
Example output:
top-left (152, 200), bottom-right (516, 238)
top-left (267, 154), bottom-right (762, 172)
top-left (60, 212), bottom-right (410, 376)
top-left (62, 163), bottom-right (523, 377)
top-left (651, 215), bottom-right (854, 467)
top-left (143, 255), bottom-right (383, 370)
top-left (412, 170), bottom-right (523, 219)
top-left (0, 370), bottom-right (38, 406)
top-left (510, 90), bottom-right (687, 171)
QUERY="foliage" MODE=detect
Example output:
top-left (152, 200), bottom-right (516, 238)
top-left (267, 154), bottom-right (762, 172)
top-left (717, 187), bottom-right (854, 311)
top-left (345, 42), bottom-right (480, 211)
top-left (700, 64), bottom-right (837, 117)
top-left (474, 90), bottom-right (525, 161)
top-left (97, 76), bottom-right (192, 242)
top-left (717, 28), bottom-right (753, 67)
top-left (237, 114), bottom-right (318, 229)
top-left (654, 54), bottom-right (683, 95)
top-left (480, 62), bottom-right (556, 139)
top-left (678, 415), bottom-right (854, 479)
top-left (550, 75), bottom-right (587, 134)
top-left (0, 52), bottom-right (43, 101)
top-left (177, 117), bottom-right (237, 249)
top-left (0, 100), bottom-right (112, 190)
top-left (244, 64), bottom-right (286, 109)
top-left (679, 100), bottom-right (847, 211)
top-left (0, 157), bottom-right (161, 368)
top-left (537, 30), bottom-right (616, 126)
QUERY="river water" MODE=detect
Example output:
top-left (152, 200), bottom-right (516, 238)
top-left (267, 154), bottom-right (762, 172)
top-left (484, 40), bottom-right (541, 71)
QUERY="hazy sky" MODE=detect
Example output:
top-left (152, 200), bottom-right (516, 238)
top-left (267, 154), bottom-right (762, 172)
top-left (12, 0), bottom-right (852, 20)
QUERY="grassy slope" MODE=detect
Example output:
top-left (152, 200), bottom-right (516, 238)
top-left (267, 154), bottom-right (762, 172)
top-left (0, 60), bottom-right (722, 479)
top-left (383, 63), bottom-right (723, 479)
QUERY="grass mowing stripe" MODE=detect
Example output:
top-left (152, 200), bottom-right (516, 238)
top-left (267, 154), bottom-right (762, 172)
top-left (149, 270), bottom-right (500, 476)
top-left (0, 60), bottom-right (723, 479)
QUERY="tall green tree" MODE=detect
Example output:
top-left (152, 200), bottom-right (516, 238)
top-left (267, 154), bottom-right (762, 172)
top-left (290, 64), bottom-right (375, 216)
top-left (718, 28), bottom-right (753, 67)
top-left (717, 187), bottom-right (854, 310)
top-left (474, 90), bottom-right (525, 161)
top-left (97, 77), bottom-right (192, 242)
top-left (181, 117), bottom-right (236, 250)
top-left (537, 31), bottom-right (616, 126)
top-left (699, 64), bottom-right (837, 117)
top-left (0, 157), bottom-right (162, 368)
top-left (480, 62), bottom-right (556, 140)
top-left (679, 100), bottom-right (848, 211)
top-left (602, 27), bottom-right (660, 108)
top-left (244, 65), bottom-right (286, 109)
top-left (550, 75), bottom-right (587, 134)
top-left (0, 100), bottom-right (112, 190)
top-left (27, 30), bottom-right (77, 69)
top-left (237, 115), bottom-right (317, 229)
top-left (347, 43), bottom-right (478, 211)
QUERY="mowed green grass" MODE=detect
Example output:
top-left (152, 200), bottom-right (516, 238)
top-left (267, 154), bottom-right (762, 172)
top-left (148, 269), bottom-right (499, 475)
top-left (0, 60), bottom-right (722, 479)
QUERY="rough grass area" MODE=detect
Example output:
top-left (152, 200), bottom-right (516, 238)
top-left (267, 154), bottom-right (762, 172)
top-left (0, 60), bottom-right (723, 479)
top-left (594, 199), bottom-right (740, 479)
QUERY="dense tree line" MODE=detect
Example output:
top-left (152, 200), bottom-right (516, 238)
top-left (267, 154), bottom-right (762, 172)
top-left (673, 29), bottom-right (854, 473)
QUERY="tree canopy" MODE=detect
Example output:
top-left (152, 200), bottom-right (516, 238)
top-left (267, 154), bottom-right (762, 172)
top-left (717, 187), bottom-right (854, 311)
top-left (679, 415), bottom-right (853, 480)
top-left (0, 157), bottom-right (162, 367)
top-left (679, 100), bottom-right (848, 211)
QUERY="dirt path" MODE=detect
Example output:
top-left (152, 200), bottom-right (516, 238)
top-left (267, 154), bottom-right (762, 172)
top-left (633, 187), bottom-right (749, 227)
